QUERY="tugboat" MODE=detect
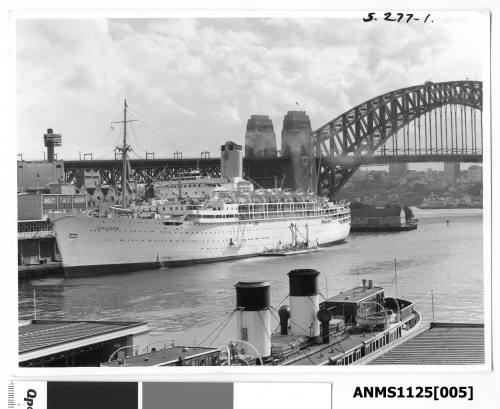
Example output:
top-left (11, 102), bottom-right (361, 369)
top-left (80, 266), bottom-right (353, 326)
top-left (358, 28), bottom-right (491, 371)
top-left (104, 269), bottom-right (421, 367)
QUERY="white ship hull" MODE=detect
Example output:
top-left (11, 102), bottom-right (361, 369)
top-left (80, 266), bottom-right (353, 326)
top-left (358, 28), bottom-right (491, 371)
top-left (53, 214), bottom-right (350, 277)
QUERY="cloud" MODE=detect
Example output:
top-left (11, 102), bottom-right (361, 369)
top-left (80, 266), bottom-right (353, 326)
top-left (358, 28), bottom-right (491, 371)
top-left (16, 14), bottom-right (487, 159)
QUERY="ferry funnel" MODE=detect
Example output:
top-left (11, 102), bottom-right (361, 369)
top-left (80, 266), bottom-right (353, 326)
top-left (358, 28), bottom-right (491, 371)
top-left (235, 281), bottom-right (271, 358)
top-left (288, 269), bottom-right (320, 338)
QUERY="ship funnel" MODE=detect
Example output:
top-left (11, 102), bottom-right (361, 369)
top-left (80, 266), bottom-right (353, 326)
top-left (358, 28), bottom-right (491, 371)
top-left (368, 279), bottom-right (373, 289)
top-left (362, 279), bottom-right (366, 290)
top-left (278, 305), bottom-right (290, 335)
top-left (221, 141), bottom-right (243, 179)
top-left (287, 269), bottom-right (320, 338)
top-left (235, 281), bottom-right (271, 358)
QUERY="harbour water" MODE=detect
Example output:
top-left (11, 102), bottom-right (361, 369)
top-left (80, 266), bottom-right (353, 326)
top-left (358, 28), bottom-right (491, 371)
top-left (18, 208), bottom-right (484, 349)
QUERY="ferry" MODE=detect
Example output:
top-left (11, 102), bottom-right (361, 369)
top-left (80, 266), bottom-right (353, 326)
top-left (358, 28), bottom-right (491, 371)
top-left (103, 269), bottom-right (422, 367)
top-left (52, 102), bottom-right (351, 277)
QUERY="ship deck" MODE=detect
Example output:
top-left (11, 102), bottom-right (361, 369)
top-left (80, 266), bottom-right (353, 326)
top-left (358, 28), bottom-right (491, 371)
top-left (284, 328), bottom-right (383, 365)
top-left (284, 313), bottom-right (419, 366)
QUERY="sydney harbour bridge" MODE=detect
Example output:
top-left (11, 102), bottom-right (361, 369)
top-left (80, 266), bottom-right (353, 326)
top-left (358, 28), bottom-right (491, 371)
top-left (63, 80), bottom-right (483, 198)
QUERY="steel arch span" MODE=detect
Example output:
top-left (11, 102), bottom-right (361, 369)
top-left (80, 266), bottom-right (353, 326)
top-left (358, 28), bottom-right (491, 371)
top-left (313, 80), bottom-right (483, 197)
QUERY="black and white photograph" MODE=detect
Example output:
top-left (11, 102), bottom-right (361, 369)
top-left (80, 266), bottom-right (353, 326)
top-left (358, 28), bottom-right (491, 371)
top-left (14, 11), bottom-right (489, 369)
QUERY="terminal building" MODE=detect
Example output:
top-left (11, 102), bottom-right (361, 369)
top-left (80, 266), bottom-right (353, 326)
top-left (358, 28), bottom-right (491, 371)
top-left (17, 129), bottom-right (90, 271)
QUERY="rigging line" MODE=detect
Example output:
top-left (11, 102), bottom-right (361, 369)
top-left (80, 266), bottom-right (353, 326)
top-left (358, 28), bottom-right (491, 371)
top-left (245, 175), bottom-right (265, 190)
top-left (95, 148), bottom-right (119, 160)
top-left (275, 293), bottom-right (289, 308)
top-left (306, 354), bottom-right (318, 366)
top-left (93, 127), bottom-right (115, 157)
top-left (92, 124), bottom-right (122, 160)
top-left (318, 291), bottom-right (328, 301)
top-left (273, 322), bottom-right (282, 333)
top-left (257, 310), bottom-right (272, 340)
top-left (204, 310), bottom-right (236, 347)
top-left (197, 308), bottom-right (236, 346)
top-left (129, 122), bottom-right (144, 156)
top-left (268, 306), bottom-right (280, 323)
top-left (269, 306), bottom-right (311, 335)
top-left (208, 309), bottom-right (238, 347)
top-left (126, 104), bottom-right (141, 117)
top-left (129, 149), bottom-right (141, 159)
top-left (306, 295), bottom-right (319, 312)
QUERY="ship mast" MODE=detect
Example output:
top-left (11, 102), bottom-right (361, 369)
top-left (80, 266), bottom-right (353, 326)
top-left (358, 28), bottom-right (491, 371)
top-left (112, 99), bottom-right (137, 207)
top-left (121, 100), bottom-right (128, 206)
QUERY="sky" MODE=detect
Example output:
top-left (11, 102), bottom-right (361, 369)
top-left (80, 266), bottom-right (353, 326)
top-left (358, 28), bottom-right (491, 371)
top-left (16, 13), bottom-right (488, 161)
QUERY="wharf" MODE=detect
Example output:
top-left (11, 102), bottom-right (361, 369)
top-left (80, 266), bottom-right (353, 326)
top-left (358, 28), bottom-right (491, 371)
top-left (18, 262), bottom-right (63, 279)
top-left (350, 224), bottom-right (418, 232)
top-left (367, 322), bottom-right (485, 365)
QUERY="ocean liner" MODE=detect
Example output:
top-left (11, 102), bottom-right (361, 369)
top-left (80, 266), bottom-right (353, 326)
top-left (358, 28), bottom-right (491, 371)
top-left (52, 102), bottom-right (351, 277)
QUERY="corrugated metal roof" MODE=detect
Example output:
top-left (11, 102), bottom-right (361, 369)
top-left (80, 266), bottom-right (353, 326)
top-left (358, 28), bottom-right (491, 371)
top-left (19, 320), bottom-right (146, 354)
top-left (369, 323), bottom-right (484, 365)
top-left (102, 346), bottom-right (220, 367)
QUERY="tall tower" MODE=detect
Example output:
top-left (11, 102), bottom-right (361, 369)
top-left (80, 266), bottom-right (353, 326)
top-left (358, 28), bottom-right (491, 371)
top-left (388, 162), bottom-right (408, 178)
top-left (281, 111), bottom-right (315, 191)
top-left (245, 115), bottom-right (277, 158)
top-left (43, 128), bottom-right (62, 162)
top-left (444, 162), bottom-right (460, 184)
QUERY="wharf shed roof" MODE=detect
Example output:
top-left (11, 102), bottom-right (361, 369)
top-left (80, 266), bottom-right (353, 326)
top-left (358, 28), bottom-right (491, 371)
top-left (19, 320), bottom-right (148, 357)
top-left (369, 323), bottom-right (484, 365)
top-left (350, 207), bottom-right (404, 217)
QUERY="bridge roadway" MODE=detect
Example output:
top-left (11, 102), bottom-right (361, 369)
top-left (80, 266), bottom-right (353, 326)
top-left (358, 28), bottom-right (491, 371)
top-left (63, 153), bottom-right (482, 171)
